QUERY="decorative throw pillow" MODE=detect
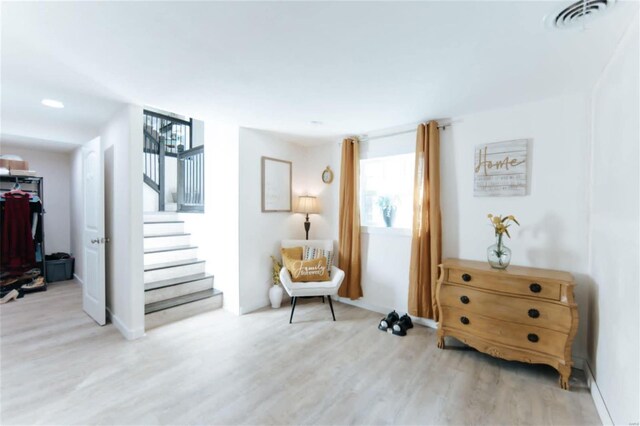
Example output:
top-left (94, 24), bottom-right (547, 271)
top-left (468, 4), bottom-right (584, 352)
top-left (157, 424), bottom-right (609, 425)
top-left (303, 246), bottom-right (333, 276)
top-left (281, 247), bottom-right (303, 272)
top-left (289, 257), bottom-right (330, 282)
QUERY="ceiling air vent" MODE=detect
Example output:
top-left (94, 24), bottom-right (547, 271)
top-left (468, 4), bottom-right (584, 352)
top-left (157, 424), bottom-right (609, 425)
top-left (545, 0), bottom-right (616, 29)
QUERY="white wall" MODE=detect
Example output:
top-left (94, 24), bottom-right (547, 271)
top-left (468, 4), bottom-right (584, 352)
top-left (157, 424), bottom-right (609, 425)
top-left (164, 156), bottom-right (177, 204)
top-left (0, 144), bottom-right (72, 254)
top-left (587, 15), bottom-right (639, 425)
top-left (237, 128), bottom-right (308, 314)
top-left (142, 183), bottom-right (159, 212)
top-left (70, 148), bottom-right (84, 281)
top-left (443, 94), bottom-right (591, 359)
top-left (308, 93), bottom-right (592, 360)
top-left (191, 119), bottom-right (205, 148)
top-left (102, 105), bottom-right (144, 339)
top-left (181, 121), bottom-right (241, 314)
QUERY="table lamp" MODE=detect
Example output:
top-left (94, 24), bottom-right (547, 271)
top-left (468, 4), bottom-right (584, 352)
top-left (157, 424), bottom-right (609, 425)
top-left (295, 195), bottom-right (319, 240)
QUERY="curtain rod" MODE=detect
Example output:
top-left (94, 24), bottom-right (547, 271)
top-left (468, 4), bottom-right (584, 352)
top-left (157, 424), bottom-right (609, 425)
top-left (340, 119), bottom-right (459, 144)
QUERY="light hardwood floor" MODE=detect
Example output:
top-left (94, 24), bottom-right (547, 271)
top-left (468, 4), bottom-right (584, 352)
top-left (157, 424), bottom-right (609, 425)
top-left (0, 280), bottom-right (600, 425)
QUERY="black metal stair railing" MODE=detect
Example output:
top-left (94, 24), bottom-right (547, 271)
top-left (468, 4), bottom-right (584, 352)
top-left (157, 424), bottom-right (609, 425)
top-left (144, 110), bottom-right (191, 157)
top-left (143, 129), bottom-right (164, 209)
top-left (143, 110), bottom-right (203, 212)
top-left (177, 145), bottom-right (204, 213)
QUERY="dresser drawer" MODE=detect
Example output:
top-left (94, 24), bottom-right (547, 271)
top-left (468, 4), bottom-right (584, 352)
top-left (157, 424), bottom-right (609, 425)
top-left (439, 284), bottom-right (572, 333)
top-left (441, 306), bottom-right (568, 359)
top-left (448, 268), bottom-right (560, 301)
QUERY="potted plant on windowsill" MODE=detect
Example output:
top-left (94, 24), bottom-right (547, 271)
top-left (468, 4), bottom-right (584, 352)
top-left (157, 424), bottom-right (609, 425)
top-left (377, 196), bottom-right (398, 228)
top-left (269, 256), bottom-right (284, 308)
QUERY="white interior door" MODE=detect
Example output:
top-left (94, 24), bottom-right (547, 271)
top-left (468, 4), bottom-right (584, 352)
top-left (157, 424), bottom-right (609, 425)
top-left (82, 137), bottom-right (106, 325)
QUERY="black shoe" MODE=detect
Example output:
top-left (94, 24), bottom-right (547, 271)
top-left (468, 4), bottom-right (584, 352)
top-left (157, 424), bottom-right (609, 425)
top-left (378, 310), bottom-right (399, 331)
top-left (392, 314), bottom-right (413, 336)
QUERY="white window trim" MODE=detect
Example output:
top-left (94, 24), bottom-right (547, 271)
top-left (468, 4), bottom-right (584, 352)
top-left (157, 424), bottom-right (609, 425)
top-left (360, 226), bottom-right (412, 237)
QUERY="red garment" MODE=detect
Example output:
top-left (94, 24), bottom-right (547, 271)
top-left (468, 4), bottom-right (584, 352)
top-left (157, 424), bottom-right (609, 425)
top-left (2, 193), bottom-right (35, 270)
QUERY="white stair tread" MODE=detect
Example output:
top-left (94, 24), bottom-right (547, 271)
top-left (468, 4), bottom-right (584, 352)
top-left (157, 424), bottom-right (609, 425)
top-left (144, 220), bottom-right (184, 224)
top-left (144, 233), bottom-right (191, 239)
top-left (144, 245), bottom-right (198, 254)
top-left (144, 258), bottom-right (205, 272)
top-left (145, 273), bottom-right (213, 291)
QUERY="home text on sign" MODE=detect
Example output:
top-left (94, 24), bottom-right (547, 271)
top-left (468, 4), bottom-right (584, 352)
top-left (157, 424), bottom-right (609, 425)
top-left (474, 139), bottom-right (529, 197)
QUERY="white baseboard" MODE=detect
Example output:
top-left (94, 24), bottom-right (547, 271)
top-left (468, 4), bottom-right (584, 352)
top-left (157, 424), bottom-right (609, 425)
top-left (239, 300), bottom-right (270, 315)
top-left (106, 307), bottom-right (145, 340)
top-left (73, 273), bottom-right (83, 286)
top-left (584, 361), bottom-right (614, 425)
top-left (573, 356), bottom-right (586, 371)
top-left (334, 297), bottom-right (437, 329)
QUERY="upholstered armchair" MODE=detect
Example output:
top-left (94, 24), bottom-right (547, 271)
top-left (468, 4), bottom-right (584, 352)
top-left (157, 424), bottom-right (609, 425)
top-left (279, 240), bottom-right (345, 323)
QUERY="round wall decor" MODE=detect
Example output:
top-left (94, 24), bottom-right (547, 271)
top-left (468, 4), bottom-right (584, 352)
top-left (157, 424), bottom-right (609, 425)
top-left (322, 166), bottom-right (334, 184)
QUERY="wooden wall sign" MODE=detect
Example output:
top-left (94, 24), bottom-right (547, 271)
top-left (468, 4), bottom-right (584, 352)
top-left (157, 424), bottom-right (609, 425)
top-left (474, 139), bottom-right (529, 197)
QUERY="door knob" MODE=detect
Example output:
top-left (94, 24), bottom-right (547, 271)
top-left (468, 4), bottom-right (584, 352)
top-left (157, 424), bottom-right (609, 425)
top-left (91, 238), bottom-right (100, 244)
top-left (100, 237), bottom-right (111, 244)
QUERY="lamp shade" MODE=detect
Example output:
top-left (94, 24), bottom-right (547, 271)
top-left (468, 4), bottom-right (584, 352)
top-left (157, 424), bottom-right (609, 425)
top-left (295, 195), bottom-right (319, 214)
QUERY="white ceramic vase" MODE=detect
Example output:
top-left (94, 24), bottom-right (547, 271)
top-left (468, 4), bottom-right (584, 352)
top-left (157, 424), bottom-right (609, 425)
top-left (269, 284), bottom-right (284, 308)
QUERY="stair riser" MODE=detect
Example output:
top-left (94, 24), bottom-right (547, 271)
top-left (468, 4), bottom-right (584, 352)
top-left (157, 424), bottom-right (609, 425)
top-left (144, 234), bottom-right (191, 250)
top-left (145, 294), bottom-right (223, 330)
top-left (144, 248), bottom-right (198, 265)
top-left (144, 262), bottom-right (205, 283)
top-left (144, 222), bottom-right (184, 236)
top-left (143, 213), bottom-right (180, 222)
top-left (145, 277), bottom-right (214, 305)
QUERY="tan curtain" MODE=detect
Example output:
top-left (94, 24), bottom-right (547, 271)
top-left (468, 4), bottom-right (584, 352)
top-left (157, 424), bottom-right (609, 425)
top-left (408, 121), bottom-right (442, 320)
top-left (338, 137), bottom-right (363, 300)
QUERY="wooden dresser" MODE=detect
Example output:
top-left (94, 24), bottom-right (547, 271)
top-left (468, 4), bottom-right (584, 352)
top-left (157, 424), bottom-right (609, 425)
top-left (435, 259), bottom-right (578, 389)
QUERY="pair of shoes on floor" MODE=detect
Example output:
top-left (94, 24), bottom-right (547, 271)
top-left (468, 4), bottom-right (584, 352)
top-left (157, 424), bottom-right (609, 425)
top-left (378, 310), bottom-right (414, 336)
top-left (0, 289), bottom-right (25, 304)
top-left (21, 277), bottom-right (46, 292)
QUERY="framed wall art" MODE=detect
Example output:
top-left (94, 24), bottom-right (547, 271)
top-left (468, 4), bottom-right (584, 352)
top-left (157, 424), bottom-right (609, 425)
top-left (261, 156), bottom-right (292, 212)
top-left (474, 139), bottom-right (530, 197)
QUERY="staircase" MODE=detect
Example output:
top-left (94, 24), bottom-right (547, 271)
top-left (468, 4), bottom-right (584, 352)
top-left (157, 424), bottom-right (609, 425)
top-left (143, 212), bottom-right (222, 329)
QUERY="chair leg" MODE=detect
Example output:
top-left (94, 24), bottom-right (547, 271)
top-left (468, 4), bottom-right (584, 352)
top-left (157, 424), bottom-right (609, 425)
top-left (289, 297), bottom-right (297, 324)
top-left (327, 296), bottom-right (336, 321)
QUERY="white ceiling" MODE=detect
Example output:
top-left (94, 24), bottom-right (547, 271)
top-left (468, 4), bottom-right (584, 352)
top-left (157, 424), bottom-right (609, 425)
top-left (1, 1), bottom-right (638, 148)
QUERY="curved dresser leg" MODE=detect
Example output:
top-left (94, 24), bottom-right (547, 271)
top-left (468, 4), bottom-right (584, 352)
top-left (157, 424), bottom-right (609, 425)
top-left (437, 335), bottom-right (445, 349)
top-left (558, 366), bottom-right (571, 390)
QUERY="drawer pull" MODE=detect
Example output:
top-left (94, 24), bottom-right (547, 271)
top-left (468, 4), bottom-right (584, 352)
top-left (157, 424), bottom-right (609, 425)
top-left (460, 295), bottom-right (470, 304)
top-left (461, 273), bottom-right (472, 282)
top-left (460, 316), bottom-right (470, 325)
top-left (527, 333), bottom-right (539, 343)
top-left (529, 283), bottom-right (542, 293)
top-left (528, 309), bottom-right (540, 318)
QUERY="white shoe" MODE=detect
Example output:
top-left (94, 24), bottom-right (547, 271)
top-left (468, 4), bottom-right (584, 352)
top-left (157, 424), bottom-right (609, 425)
top-left (0, 289), bottom-right (19, 304)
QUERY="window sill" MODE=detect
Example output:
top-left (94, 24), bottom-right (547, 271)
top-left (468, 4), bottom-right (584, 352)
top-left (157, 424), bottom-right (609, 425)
top-left (360, 226), bottom-right (412, 237)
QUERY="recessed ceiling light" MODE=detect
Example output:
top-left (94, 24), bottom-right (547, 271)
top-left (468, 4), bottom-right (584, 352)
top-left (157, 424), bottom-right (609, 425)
top-left (41, 99), bottom-right (64, 108)
top-left (310, 120), bottom-right (324, 125)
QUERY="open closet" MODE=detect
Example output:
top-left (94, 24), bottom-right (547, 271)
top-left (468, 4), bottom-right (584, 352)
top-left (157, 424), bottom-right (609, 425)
top-left (0, 176), bottom-right (47, 300)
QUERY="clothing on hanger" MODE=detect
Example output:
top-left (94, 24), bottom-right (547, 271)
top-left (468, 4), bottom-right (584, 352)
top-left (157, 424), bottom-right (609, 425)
top-left (1, 192), bottom-right (35, 271)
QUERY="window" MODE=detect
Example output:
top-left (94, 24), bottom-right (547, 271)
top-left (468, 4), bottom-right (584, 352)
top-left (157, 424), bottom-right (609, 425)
top-left (360, 153), bottom-right (415, 229)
